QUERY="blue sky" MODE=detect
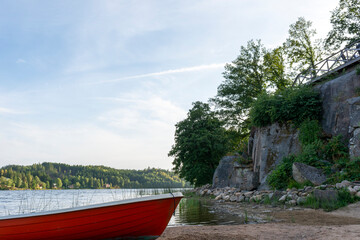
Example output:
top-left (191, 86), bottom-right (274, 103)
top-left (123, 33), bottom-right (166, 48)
top-left (0, 0), bottom-right (339, 169)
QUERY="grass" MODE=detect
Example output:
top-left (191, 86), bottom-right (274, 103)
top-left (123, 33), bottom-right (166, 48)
top-left (287, 180), bottom-right (313, 190)
top-left (300, 189), bottom-right (359, 211)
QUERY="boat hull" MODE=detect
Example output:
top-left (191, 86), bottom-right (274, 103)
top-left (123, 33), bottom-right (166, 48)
top-left (0, 192), bottom-right (183, 240)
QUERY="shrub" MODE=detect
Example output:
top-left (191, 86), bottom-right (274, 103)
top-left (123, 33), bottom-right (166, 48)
top-left (295, 141), bottom-right (325, 167)
top-left (323, 135), bottom-right (349, 163)
top-left (299, 119), bottom-right (321, 146)
top-left (249, 86), bottom-right (322, 127)
top-left (343, 157), bottom-right (360, 181)
top-left (267, 155), bottom-right (296, 189)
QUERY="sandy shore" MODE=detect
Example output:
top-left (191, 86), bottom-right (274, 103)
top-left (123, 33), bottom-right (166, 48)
top-left (159, 201), bottom-right (360, 239)
top-left (159, 224), bottom-right (360, 240)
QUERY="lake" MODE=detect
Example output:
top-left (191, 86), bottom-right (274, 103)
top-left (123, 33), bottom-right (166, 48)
top-left (0, 189), bottom-right (243, 226)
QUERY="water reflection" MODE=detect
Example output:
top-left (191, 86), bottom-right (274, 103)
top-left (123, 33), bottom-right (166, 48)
top-left (169, 197), bottom-right (244, 226)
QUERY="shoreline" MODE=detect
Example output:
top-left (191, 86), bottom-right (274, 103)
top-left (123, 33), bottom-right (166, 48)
top-left (159, 223), bottom-right (360, 240)
top-left (160, 199), bottom-right (360, 239)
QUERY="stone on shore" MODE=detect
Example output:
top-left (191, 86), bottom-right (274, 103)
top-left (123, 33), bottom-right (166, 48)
top-left (292, 162), bottom-right (326, 185)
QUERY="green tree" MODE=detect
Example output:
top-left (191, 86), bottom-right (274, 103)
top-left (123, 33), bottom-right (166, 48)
top-left (169, 101), bottom-right (230, 186)
top-left (263, 47), bottom-right (292, 90)
top-left (325, 0), bottom-right (360, 50)
top-left (211, 40), bottom-right (290, 134)
top-left (211, 40), bottom-right (266, 131)
top-left (56, 178), bottom-right (63, 188)
top-left (284, 17), bottom-right (323, 76)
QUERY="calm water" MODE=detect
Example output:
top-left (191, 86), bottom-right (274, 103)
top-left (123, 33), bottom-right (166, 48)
top-left (0, 189), bottom-right (243, 226)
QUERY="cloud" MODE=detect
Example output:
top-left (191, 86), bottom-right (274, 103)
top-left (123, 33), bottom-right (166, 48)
top-left (97, 95), bottom-right (186, 134)
top-left (16, 58), bottom-right (26, 64)
top-left (88, 63), bottom-right (226, 84)
top-left (0, 107), bottom-right (27, 115)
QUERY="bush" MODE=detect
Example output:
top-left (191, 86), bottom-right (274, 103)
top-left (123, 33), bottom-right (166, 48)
top-left (299, 119), bottom-right (321, 146)
top-left (323, 135), bottom-right (349, 163)
top-left (267, 155), bottom-right (296, 189)
top-left (249, 86), bottom-right (322, 127)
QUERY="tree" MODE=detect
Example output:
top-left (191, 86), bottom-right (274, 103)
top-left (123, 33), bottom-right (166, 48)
top-left (169, 101), bottom-right (230, 186)
top-left (284, 17), bottom-right (323, 76)
top-left (56, 178), bottom-right (63, 188)
top-left (263, 47), bottom-right (292, 90)
top-left (325, 0), bottom-right (360, 50)
top-left (211, 40), bottom-right (290, 133)
top-left (211, 40), bottom-right (266, 131)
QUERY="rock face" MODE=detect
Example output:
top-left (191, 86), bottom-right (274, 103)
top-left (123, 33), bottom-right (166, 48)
top-left (316, 68), bottom-right (360, 158)
top-left (292, 162), bottom-right (327, 185)
top-left (213, 67), bottom-right (360, 190)
top-left (212, 156), bottom-right (258, 190)
top-left (251, 123), bottom-right (301, 189)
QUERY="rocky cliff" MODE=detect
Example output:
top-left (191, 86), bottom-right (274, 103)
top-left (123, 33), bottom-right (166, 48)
top-left (213, 66), bottom-right (360, 190)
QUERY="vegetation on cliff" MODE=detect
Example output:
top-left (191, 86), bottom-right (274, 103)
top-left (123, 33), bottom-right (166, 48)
top-left (249, 86), bottom-right (322, 127)
top-left (0, 162), bottom-right (190, 190)
top-left (267, 119), bottom-right (360, 189)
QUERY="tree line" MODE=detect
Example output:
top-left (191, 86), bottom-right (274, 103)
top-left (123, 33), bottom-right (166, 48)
top-left (0, 162), bottom-right (190, 190)
top-left (169, 0), bottom-right (360, 186)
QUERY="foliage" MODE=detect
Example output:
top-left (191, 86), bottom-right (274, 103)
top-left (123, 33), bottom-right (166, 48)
top-left (169, 101), bottom-right (230, 187)
top-left (302, 189), bottom-right (359, 211)
top-left (284, 17), bottom-right (324, 75)
top-left (211, 40), bottom-right (291, 132)
top-left (267, 155), bottom-right (296, 190)
top-left (0, 163), bottom-right (189, 190)
top-left (299, 119), bottom-right (322, 146)
top-left (325, 0), bottom-right (360, 50)
top-left (210, 40), bottom-right (266, 131)
top-left (330, 157), bottom-right (360, 182)
top-left (343, 157), bottom-right (360, 181)
top-left (356, 65), bottom-right (360, 75)
top-left (263, 47), bottom-right (292, 90)
top-left (287, 180), bottom-right (313, 190)
top-left (323, 135), bottom-right (349, 163)
top-left (249, 86), bottom-right (322, 127)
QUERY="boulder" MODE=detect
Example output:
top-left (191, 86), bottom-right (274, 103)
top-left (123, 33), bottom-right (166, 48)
top-left (251, 123), bottom-right (301, 189)
top-left (336, 180), bottom-right (352, 189)
top-left (297, 197), bottom-right (307, 205)
top-left (212, 155), bottom-right (258, 190)
top-left (313, 189), bottom-right (338, 202)
top-left (279, 195), bottom-right (287, 202)
top-left (237, 195), bottom-right (245, 202)
top-left (292, 162), bottom-right (326, 186)
top-left (269, 190), bottom-right (283, 201)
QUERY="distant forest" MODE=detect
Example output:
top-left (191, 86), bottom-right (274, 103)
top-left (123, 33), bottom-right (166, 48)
top-left (0, 162), bottom-right (191, 190)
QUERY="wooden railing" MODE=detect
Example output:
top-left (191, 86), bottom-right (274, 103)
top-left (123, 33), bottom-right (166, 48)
top-left (293, 40), bottom-right (360, 85)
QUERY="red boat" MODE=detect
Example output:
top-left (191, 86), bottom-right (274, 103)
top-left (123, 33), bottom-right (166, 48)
top-left (0, 192), bottom-right (183, 240)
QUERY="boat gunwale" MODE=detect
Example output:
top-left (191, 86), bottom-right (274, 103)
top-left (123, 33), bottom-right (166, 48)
top-left (0, 192), bottom-right (183, 221)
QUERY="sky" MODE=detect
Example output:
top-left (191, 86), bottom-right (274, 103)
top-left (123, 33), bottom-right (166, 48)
top-left (0, 0), bottom-right (339, 170)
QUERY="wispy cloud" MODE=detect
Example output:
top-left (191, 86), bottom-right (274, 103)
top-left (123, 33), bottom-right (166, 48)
top-left (89, 63), bottom-right (226, 85)
top-left (0, 107), bottom-right (27, 115)
top-left (16, 58), bottom-right (26, 64)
